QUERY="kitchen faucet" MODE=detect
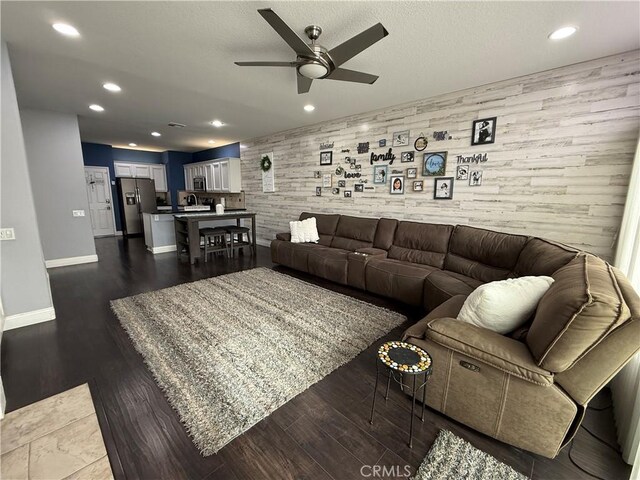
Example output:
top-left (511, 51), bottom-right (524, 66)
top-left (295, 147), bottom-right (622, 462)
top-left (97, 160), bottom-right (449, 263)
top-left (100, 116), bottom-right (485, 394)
top-left (187, 194), bottom-right (198, 205)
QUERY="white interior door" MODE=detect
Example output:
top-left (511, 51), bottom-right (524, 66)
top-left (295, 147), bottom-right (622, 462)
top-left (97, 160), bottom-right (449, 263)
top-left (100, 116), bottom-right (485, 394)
top-left (85, 167), bottom-right (116, 237)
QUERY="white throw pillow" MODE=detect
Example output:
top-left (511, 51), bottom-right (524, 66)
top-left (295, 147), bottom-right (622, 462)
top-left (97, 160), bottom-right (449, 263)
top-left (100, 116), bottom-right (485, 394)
top-left (289, 217), bottom-right (320, 244)
top-left (457, 276), bottom-right (555, 334)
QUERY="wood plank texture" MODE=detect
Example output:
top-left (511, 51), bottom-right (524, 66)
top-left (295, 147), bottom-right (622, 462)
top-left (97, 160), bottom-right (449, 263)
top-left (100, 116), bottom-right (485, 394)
top-left (240, 51), bottom-right (640, 261)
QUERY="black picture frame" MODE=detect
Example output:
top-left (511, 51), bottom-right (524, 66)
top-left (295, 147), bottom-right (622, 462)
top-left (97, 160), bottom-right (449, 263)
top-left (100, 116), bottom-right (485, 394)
top-left (320, 151), bottom-right (333, 165)
top-left (401, 151), bottom-right (415, 163)
top-left (434, 177), bottom-right (454, 200)
top-left (471, 117), bottom-right (497, 146)
top-left (355, 184), bottom-right (364, 192)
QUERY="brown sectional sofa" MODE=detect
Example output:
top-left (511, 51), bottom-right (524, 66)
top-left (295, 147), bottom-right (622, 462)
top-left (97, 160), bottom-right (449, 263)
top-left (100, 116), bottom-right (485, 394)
top-left (271, 212), bottom-right (640, 458)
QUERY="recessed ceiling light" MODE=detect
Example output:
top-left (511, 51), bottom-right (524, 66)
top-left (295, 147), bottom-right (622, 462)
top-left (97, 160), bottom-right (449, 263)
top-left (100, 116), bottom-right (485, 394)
top-left (89, 104), bottom-right (104, 112)
top-left (210, 120), bottom-right (224, 127)
top-left (103, 83), bottom-right (121, 92)
top-left (52, 23), bottom-right (80, 37)
top-left (304, 104), bottom-right (315, 112)
top-left (151, 131), bottom-right (161, 137)
top-left (549, 26), bottom-right (577, 40)
top-left (208, 140), bottom-right (215, 144)
top-left (128, 143), bottom-right (137, 147)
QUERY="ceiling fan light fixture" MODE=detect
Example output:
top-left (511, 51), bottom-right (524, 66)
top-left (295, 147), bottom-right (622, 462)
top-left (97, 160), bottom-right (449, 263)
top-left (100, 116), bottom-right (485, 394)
top-left (298, 62), bottom-right (329, 79)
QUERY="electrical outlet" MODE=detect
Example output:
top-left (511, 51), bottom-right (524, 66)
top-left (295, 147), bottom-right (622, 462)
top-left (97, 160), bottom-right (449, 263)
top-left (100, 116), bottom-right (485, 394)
top-left (0, 228), bottom-right (16, 240)
top-left (72, 210), bottom-right (86, 217)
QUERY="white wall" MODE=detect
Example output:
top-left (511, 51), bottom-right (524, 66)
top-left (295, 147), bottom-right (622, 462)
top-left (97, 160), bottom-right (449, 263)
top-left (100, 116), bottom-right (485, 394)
top-left (241, 51), bottom-right (640, 261)
top-left (0, 41), bottom-right (55, 327)
top-left (21, 109), bottom-right (97, 265)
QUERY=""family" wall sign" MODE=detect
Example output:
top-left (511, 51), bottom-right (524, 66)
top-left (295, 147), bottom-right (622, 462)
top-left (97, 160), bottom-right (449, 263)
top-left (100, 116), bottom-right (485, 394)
top-left (370, 148), bottom-right (396, 165)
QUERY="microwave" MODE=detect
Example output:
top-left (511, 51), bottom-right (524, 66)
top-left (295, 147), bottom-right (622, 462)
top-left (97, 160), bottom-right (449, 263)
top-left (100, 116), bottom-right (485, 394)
top-left (193, 176), bottom-right (206, 191)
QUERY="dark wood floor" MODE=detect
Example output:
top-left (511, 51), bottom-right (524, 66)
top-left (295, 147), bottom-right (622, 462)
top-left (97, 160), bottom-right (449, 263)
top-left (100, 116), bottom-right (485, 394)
top-left (1, 237), bottom-right (631, 480)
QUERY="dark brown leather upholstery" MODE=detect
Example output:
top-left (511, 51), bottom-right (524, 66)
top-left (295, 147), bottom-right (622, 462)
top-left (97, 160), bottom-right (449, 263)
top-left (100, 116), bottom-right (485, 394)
top-left (513, 237), bottom-right (578, 277)
top-left (387, 221), bottom-right (453, 267)
top-left (300, 212), bottom-right (340, 236)
top-left (423, 270), bottom-right (483, 311)
top-left (365, 258), bottom-right (437, 306)
top-left (347, 249), bottom-right (387, 290)
top-left (307, 247), bottom-right (350, 285)
top-left (444, 225), bottom-right (528, 282)
top-left (331, 215), bottom-right (378, 251)
top-left (275, 232), bottom-right (291, 241)
top-left (270, 240), bottom-right (324, 272)
top-left (373, 218), bottom-right (398, 250)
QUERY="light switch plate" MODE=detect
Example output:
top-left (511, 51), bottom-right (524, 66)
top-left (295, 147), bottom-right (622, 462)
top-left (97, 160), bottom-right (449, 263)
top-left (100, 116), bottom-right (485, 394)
top-left (72, 210), bottom-right (86, 217)
top-left (0, 228), bottom-right (16, 240)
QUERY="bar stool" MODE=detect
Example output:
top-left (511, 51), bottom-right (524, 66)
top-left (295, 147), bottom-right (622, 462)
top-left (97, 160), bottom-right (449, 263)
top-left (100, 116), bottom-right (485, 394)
top-left (223, 225), bottom-right (252, 258)
top-left (200, 227), bottom-right (230, 262)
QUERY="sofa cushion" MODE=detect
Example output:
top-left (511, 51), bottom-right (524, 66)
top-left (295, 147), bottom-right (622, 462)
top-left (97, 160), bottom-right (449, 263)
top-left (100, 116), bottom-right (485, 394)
top-left (300, 212), bottom-right (340, 236)
top-left (444, 225), bottom-right (528, 282)
top-left (527, 254), bottom-right (631, 372)
top-left (373, 218), bottom-right (398, 250)
top-left (365, 258), bottom-right (437, 306)
top-left (457, 276), bottom-right (555, 335)
top-left (423, 270), bottom-right (483, 311)
top-left (289, 217), bottom-right (320, 243)
top-left (275, 232), bottom-right (291, 241)
top-left (513, 237), bottom-right (578, 277)
top-left (331, 215), bottom-right (378, 251)
top-left (388, 221), bottom-right (453, 268)
top-left (307, 247), bottom-right (351, 285)
top-left (270, 240), bottom-right (325, 272)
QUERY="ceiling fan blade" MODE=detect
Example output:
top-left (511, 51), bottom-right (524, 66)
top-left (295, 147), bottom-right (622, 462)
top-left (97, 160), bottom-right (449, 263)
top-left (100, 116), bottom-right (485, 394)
top-left (235, 61), bottom-right (297, 67)
top-left (326, 68), bottom-right (379, 84)
top-left (258, 8), bottom-right (315, 57)
top-left (328, 23), bottom-right (389, 67)
top-left (297, 73), bottom-right (312, 94)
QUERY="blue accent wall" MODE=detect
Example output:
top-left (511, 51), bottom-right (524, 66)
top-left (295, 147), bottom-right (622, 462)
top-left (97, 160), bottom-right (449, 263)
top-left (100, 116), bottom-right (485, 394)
top-left (191, 143), bottom-right (240, 163)
top-left (112, 147), bottom-right (163, 164)
top-left (163, 151), bottom-right (193, 206)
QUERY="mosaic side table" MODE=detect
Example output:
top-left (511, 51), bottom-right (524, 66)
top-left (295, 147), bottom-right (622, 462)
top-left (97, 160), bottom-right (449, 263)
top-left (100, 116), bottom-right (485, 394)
top-left (369, 341), bottom-right (433, 448)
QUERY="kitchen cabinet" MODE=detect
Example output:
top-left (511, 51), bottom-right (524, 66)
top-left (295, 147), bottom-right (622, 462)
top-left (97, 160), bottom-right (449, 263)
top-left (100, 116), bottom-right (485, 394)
top-left (183, 158), bottom-right (241, 193)
top-left (150, 165), bottom-right (167, 192)
top-left (114, 162), bottom-right (167, 192)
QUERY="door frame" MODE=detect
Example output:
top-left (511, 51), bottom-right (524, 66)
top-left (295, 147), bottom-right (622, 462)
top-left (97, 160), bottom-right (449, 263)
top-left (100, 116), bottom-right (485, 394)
top-left (85, 166), bottom-right (117, 237)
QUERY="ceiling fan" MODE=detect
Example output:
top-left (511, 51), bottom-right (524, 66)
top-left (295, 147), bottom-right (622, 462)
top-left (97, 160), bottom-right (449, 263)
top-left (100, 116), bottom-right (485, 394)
top-left (235, 8), bottom-right (389, 94)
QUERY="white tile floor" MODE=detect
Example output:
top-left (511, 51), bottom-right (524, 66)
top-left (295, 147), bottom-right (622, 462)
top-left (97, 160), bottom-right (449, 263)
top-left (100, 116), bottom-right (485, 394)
top-left (0, 384), bottom-right (113, 480)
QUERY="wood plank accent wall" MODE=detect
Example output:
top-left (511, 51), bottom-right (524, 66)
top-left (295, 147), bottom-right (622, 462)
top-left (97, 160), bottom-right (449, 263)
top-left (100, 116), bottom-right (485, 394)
top-left (240, 51), bottom-right (640, 261)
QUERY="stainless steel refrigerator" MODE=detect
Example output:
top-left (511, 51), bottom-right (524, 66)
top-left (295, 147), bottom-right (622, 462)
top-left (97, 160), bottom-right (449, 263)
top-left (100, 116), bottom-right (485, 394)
top-left (116, 177), bottom-right (156, 237)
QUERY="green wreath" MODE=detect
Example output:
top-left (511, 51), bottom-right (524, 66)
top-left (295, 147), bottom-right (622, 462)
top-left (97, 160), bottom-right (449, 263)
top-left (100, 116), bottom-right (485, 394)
top-left (260, 155), bottom-right (272, 172)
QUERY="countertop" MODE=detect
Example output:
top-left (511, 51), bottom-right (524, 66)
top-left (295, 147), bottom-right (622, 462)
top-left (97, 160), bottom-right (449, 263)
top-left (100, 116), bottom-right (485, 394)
top-left (173, 210), bottom-right (254, 218)
top-left (148, 208), bottom-right (247, 215)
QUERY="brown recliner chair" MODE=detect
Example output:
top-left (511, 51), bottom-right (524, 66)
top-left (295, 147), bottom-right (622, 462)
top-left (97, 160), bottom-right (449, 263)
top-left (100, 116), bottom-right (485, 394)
top-left (403, 253), bottom-right (640, 458)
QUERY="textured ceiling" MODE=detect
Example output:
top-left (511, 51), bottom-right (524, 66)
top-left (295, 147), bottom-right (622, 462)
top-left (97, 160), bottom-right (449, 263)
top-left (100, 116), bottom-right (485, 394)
top-left (2, 1), bottom-right (639, 152)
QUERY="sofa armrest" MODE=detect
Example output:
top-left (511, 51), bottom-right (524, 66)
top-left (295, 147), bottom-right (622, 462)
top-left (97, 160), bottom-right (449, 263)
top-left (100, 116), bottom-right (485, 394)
top-left (425, 318), bottom-right (554, 386)
top-left (403, 295), bottom-right (467, 341)
top-left (276, 232), bottom-right (291, 241)
top-left (355, 247), bottom-right (388, 257)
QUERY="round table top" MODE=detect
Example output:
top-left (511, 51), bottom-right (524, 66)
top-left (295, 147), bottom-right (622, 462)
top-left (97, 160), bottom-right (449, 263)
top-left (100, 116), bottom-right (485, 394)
top-left (377, 341), bottom-right (432, 373)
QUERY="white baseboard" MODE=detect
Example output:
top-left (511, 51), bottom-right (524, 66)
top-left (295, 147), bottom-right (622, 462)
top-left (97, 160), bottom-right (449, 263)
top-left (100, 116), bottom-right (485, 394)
top-left (148, 245), bottom-right (177, 254)
top-left (45, 254), bottom-right (99, 268)
top-left (4, 306), bottom-right (56, 331)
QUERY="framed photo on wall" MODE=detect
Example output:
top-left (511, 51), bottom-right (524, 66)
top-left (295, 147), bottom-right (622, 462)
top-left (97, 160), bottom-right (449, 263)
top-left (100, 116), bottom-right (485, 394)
top-left (392, 130), bottom-right (410, 147)
top-left (471, 117), bottom-right (497, 145)
top-left (456, 165), bottom-right (469, 180)
top-left (373, 165), bottom-right (388, 184)
top-left (434, 177), bottom-right (454, 200)
top-left (315, 187), bottom-right (322, 196)
top-left (413, 180), bottom-right (424, 192)
top-left (344, 190), bottom-right (352, 198)
top-left (401, 151), bottom-right (415, 163)
top-left (322, 174), bottom-right (332, 187)
top-left (338, 180), bottom-right (346, 188)
top-left (407, 168), bottom-right (417, 179)
top-left (320, 151), bottom-right (333, 165)
top-left (355, 184), bottom-right (364, 192)
top-left (423, 152), bottom-right (447, 176)
top-left (469, 170), bottom-right (483, 186)
top-left (390, 175), bottom-right (405, 194)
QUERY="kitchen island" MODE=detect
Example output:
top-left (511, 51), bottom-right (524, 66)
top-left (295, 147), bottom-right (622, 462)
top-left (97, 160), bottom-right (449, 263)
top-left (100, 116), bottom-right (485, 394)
top-left (173, 211), bottom-right (256, 264)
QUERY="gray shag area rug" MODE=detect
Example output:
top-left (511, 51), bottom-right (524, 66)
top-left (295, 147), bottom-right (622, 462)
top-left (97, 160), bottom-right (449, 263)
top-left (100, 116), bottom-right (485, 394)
top-left (111, 267), bottom-right (405, 455)
top-left (414, 430), bottom-right (527, 480)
